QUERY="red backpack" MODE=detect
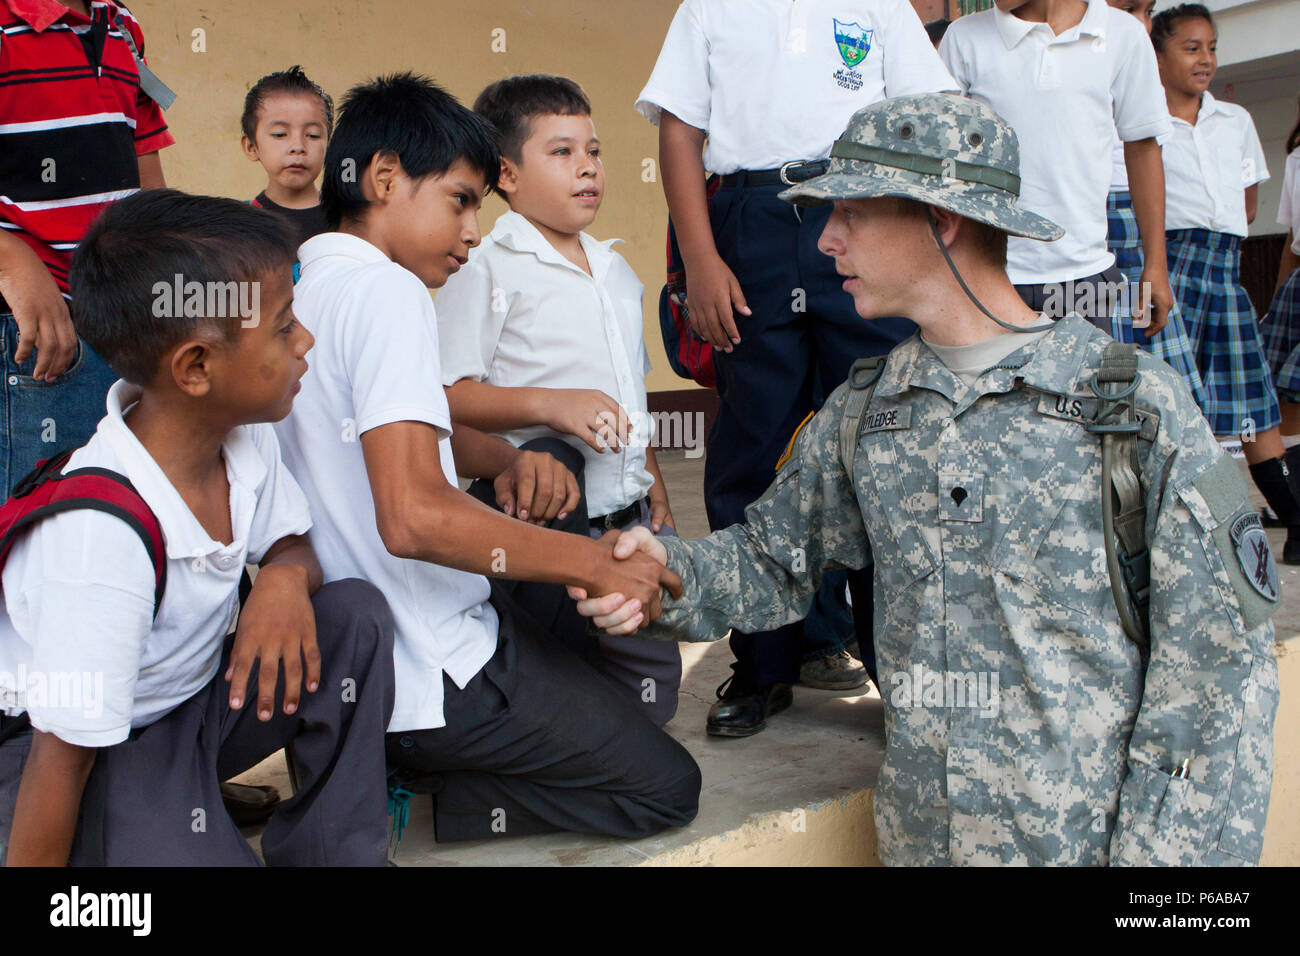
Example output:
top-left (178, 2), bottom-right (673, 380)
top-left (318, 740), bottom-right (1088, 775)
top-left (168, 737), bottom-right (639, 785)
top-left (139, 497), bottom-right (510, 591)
top-left (658, 177), bottom-right (721, 389)
top-left (0, 450), bottom-right (166, 742)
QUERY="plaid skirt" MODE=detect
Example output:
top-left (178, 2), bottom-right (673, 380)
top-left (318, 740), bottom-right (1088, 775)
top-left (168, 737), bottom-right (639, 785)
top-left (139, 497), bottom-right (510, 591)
top-left (1106, 191), bottom-right (1210, 412)
top-left (1167, 227), bottom-right (1281, 435)
top-left (1260, 267), bottom-right (1300, 401)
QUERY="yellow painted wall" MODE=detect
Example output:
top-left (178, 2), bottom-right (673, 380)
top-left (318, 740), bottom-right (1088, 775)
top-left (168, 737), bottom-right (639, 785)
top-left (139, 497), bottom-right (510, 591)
top-left (133, 0), bottom-right (690, 390)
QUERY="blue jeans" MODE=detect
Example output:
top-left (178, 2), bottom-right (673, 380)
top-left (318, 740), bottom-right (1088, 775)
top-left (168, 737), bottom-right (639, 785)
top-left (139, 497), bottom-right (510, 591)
top-left (1, 314), bottom-right (117, 496)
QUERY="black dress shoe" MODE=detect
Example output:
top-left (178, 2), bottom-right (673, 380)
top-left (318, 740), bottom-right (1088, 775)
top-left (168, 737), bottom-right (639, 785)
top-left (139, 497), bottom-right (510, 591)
top-left (706, 677), bottom-right (793, 738)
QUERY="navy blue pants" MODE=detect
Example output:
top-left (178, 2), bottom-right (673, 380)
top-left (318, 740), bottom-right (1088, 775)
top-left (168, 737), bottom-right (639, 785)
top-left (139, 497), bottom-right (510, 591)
top-left (706, 181), bottom-right (907, 688)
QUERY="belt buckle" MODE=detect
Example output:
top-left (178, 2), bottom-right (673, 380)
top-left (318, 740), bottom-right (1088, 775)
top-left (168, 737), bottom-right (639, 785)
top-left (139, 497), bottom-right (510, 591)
top-left (779, 161), bottom-right (807, 186)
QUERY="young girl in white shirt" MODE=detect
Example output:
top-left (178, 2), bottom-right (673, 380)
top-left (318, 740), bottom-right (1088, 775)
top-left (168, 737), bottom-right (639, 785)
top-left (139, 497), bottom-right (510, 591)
top-left (1104, 0), bottom-right (1208, 412)
top-left (1154, 4), bottom-right (1300, 562)
top-left (1261, 101), bottom-right (1300, 450)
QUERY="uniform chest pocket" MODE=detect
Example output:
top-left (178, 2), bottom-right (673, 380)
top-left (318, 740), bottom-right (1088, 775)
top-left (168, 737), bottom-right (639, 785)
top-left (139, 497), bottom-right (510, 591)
top-left (990, 423), bottom-right (1118, 618)
top-left (852, 429), bottom-right (937, 595)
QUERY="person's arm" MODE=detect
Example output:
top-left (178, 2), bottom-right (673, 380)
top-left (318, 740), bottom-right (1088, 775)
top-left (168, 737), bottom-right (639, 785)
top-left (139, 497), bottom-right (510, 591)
top-left (4, 732), bottom-right (96, 866)
top-left (573, 384), bottom-right (870, 637)
top-left (446, 379), bottom-right (629, 453)
top-left (1108, 404), bottom-right (1280, 866)
top-left (1124, 138), bottom-right (1173, 335)
top-left (1245, 184), bottom-right (1259, 225)
top-left (360, 419), bottom-right (680, 616)
top-left (0, 231), bottom-right (77, 380)
top-left (448, 421), bottom-right (580, 523)
top-left (659, 112), bottom-right (750, 350)
top-left (644, 445), bottom-right (675, 533)
top-left (1274, 232), bottom-right (1300, 295)
top-left (137, 151), bottom-right (165, 189)
top-left (224, 534), bottom-right (323, 721)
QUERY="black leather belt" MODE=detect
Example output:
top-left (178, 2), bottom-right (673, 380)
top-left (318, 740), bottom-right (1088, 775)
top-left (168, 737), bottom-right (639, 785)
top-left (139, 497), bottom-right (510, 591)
top-left (718, 160), bottom-right (830, 189)
top-left (590, 496), bottom-right (649, 531)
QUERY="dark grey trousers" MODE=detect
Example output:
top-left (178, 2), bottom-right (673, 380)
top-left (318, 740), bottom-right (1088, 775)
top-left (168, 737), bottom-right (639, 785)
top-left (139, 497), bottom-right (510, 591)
top-left (385, 582), bottom-right (701, 843)
top-left (467, 436), bottom-right (683, 726)
top-left (0, 578), bottom-right (395, 866)
top-left (1014, 265), bottom-right (1128, 333)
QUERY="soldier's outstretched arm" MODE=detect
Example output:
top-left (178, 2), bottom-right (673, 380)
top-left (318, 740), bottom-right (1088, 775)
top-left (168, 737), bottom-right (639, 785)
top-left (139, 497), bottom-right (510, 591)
top-left (1109, 388), bottom-right (1280, 866)
top-left (645, 388), bottom-right (872, 642)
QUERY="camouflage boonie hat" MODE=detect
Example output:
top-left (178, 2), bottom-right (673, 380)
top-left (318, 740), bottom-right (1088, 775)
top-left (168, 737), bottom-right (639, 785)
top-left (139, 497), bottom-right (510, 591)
top-left (780, 93), bottom-right (1063, 242)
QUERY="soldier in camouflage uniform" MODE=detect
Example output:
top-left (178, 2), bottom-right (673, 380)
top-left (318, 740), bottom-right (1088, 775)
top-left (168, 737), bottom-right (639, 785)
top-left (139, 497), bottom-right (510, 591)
top-left (573, 93), bottom-right (1280, 866)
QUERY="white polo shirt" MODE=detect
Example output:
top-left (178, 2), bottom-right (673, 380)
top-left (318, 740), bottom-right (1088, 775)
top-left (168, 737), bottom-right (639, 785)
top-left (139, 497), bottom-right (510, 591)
top-left (436, 211), bottom-right (655, 517)
top-left (1278, 149), bottom-right (1300, 255)
top-left (1162, 92), bottom-right (1269, 238)
top-left (635, 0), bottom-right (956, 174)
top-left (0, 382), bottom-right (312, 746)
top-left (940, 0), bottom-right (1171, 284)
top-left (276, 232), bottom-right (497, 733)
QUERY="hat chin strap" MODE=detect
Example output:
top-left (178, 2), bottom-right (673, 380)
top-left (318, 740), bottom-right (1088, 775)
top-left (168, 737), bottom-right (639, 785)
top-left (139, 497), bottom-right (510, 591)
top-left (928, 216), bottom-right (1056, 334)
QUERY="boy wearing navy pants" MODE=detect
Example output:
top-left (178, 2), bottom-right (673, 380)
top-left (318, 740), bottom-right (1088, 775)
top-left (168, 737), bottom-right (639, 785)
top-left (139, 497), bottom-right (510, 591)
top-left (637, 0), bottom-right (956, 735)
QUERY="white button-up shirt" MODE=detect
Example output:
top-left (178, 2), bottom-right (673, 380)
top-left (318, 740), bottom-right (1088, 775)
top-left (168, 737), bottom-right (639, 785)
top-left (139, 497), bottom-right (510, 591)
top-left (277, 232), bottom-right (498, 733)
top-left (436, 210), bottom-right (655, 517)
top-left (940, 0), bottom-right (1171, 285)
top-left (1278, 148), bottom-right (1300, 255)
top-left (635, 0), bottom-right (956, 174)
top-left (0, 381), bottom-right (312, 746)
top-left (1162, 92), bottom-right (1269, 238)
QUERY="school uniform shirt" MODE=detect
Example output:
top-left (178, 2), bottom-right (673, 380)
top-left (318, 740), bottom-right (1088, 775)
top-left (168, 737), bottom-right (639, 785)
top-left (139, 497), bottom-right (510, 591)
top-left (435, 211), bottom-right (655, 517)
top-left (1163, 92), bottom-right (1268, 238)
top-left (940, 0), bottom-right (1171, 285)
top-left (635, 0), bottom-right (956, 174)
top-left (0, 0), bottom-right (173, 295)
top-left (276, 232), bottom-right (498, 733)
top-left (1279, 149), bottom-right (1300, 255)
top-left (0, 381), bottom-right (312, 746)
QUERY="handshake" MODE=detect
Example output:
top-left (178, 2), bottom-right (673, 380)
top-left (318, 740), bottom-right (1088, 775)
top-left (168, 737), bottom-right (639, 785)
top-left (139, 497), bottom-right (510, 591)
top-left (571, 527), bottom-right (680, 635)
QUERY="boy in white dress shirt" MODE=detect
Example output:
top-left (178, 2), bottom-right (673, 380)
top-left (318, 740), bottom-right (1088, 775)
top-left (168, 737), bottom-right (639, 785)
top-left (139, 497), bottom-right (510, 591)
top-left (437, 75), bottom-right (682, 727)
top-left (0, 191), bottom-right (396, 866)
top-left (278, 73), bottom-right (699, 844)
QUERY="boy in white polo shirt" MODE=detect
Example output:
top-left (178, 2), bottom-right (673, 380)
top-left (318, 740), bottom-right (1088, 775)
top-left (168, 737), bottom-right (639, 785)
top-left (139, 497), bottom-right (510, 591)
top-left (0, 190), bottom-right (396, 866)
top-left (637, 0), bottom-right (957, 738)
top-left (279, 73), bottom-right (700, 843)
top-left (436, 75), bottom-right (682, 727)
top-left (940, 0), bottom-right (1175, 336)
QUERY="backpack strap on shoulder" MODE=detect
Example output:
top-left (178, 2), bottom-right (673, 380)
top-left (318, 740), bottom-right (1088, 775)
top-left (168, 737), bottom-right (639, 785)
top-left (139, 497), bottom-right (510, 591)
top-left (840, 355), bottom-right (888, 479)
top-left (0, 451), bottom-right (167, 617)
top-left (1084, 342), bottom-right (1149, 650)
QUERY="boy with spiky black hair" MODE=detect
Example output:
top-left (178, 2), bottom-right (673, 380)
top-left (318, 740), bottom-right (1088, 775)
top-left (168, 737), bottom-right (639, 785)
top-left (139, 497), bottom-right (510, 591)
top-left (278, 73), bottom-right (699, 844)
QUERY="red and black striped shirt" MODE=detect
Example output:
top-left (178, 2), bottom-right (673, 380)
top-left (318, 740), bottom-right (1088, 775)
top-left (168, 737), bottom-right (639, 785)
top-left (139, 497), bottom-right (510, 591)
top-left (0, 0), bottom-right (174, 296)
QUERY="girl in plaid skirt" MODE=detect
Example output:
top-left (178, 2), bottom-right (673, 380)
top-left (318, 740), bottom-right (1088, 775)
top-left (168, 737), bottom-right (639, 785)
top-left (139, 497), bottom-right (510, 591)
top-left (1260, 103), bottom-right (1300, 424)
top-left (1155, 5), bottom-right (1300, 562)
top-left (1105, 0), bottom-right (1208, 410)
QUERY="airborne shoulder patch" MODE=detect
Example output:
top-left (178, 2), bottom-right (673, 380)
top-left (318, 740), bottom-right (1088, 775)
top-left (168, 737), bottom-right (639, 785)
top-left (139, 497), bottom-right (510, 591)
top-left (1230, 511), bottom-right (1279, 602)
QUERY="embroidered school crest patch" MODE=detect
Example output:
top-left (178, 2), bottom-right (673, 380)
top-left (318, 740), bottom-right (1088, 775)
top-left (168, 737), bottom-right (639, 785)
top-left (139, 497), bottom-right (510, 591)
top-left (1230, 511), bottom-right (1279, 601)
top-left (833, 19), bottom-right (872, 68)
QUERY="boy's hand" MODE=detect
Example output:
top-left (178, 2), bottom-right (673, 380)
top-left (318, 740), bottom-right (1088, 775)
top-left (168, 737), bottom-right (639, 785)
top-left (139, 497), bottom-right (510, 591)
top-left (684, 251), bottom-right (750, 351)
top-left (649, 494), bottom-right (675, 533)
top-left (0, 239), bottom-right (78, 380)
top-left (1133, 267), bottom-right (1172, 336)
top-left (225, 565), bottom-right (320, 721)
top-left (568, 527), bottom-right (675, 633)
top-left (495, 448), bottom-right (581, 524)
top-left (541, 388), bottom-right (631, 453)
